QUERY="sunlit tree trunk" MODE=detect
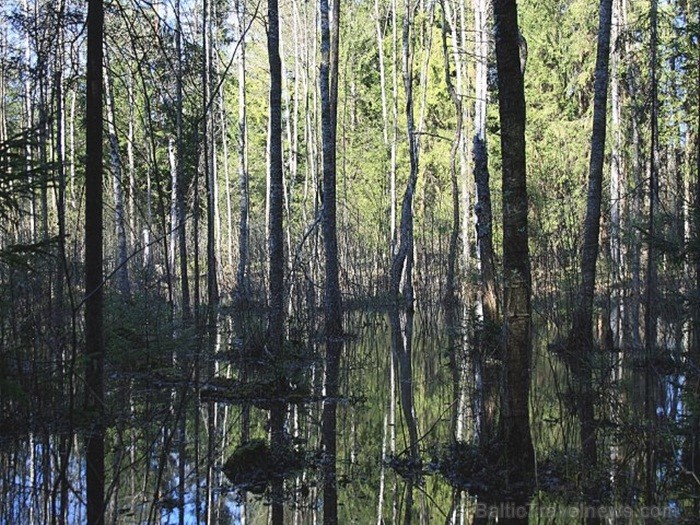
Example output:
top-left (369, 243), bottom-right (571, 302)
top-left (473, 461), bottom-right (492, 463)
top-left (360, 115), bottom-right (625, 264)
top-left (22, 0), bottom-right (36, 241)
top-left (54, 0), bottom-right (67, 329)
top-left (236, 0), bottom-right (250, 300)
top-left (473, 0), bottom-right (497, 326)
top-left (169, 138), bottom-right (178, 277)
top-left (493, 0), bottom-right (534, 514)
top-left (0, 28), bottom-right (6, 149)
top-left (471, 0), bottom-right (500, 453)
top-left (104, 55), bottom-right (131, 298)
top-left (85, 0), bottom-right (105, 522)
top-left (609, 0), bottom-right (623, 351)
top-left (390, 0), bottom-right (399, 256)
top-left (217, 58), bottom-right (233, 275)
top-left (126, 76), bottom-right (136, 249)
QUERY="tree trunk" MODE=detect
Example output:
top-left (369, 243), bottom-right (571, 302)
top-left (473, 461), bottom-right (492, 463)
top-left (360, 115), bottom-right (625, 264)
top-left (691, 9), bottom-right (700, 508)
top-left (473, 0), bottom-right (497, 326)
top-left (267, 0), bottom-right (285, 518)
top-left (320, 0), bottom-right (343, 520)
top-left (85, 0), bottom-right (105, 523)
top-left (609, 0), bottom-right (622, 350)
top-left (203, 0), bottom-right (218, 311)
top-left (175, 0), bottom-right (191, 320)
top-left (566, 0), bottom-right (612, 505)
top-left (104, 55), bottom-right (131, 298)
top-left (440, 0), bottom-right (463, 442)
top-left (169, 138), bottom-right (178, 277)
top-left (493, 0), bottom-right (534, 512)
top-left (390, 0), bottom-right (399, 257)
top-left (236, 0), bottom-right (250, 301)
top-left (390, 0), bottom-right (418, 307)
top-left (472, 0), bottom-right (500, 452)
top-left (644, 0), bottom-right (659, 504)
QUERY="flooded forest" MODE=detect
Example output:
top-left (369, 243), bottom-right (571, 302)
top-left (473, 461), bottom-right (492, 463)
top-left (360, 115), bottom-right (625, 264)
top-left (1, 0), bottom-right (699, 523)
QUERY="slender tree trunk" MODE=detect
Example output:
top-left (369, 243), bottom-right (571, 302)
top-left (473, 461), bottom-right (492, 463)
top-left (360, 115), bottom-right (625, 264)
top-left (472, 0), bottom-right (500, 453)
top-left (374, 0), bottom-right (395, 273)
top-left (54, 6), bottom-right (67, 336)
top-left (645, 0), bottom-right (659, 504)
top-left (126, 76), bottom-right (136, 249)
top-left (175, 0), bottom-right (191, 320)
top-left (169, 138), bottom-right (178, 276)
top-left (217, 59), bottom-right (233, 274)
top-left (609, 0), bottom-right (622, 350)
top-left (22, 0), bottom-right (36, 242)
top-left (0, 28), bottom-right (6, 149)
top-left (236, 0), bottom-right (250, 300)
top-left (203, 0), bottom-right (218, 310)
top-left (566, 1), bottom-right (612, 507)
top-left (320, 0), bottom-right (343, 521)
top-left (104, 55), bottom-right (131, 298)
top-left (388, 306), bottom-right (419, 523)
top-left (85, 0), bottom-right (105, 523)
top-left (267, 0), bottom-right (285, 517)
top-left (473, 0), bottom-right (497, 326)
top-left (440, 0), bottom-right (463, 442)
top-left (390, 0), bottom-right (418, 307)
top-left (493, 0), bottom-right (534, 514)
top-left (691, 10), bottom-right (700, 509)
top-left (390, 0), bottom-right (399, 257)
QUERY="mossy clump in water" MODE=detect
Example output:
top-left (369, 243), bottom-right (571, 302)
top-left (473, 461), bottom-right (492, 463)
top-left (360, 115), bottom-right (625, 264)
top-left (538, 451), bottom-right (612, 505)
top-left (437, 440), bottom-right (510, 501)
top-left (222, 439), bottom-right (305, 494)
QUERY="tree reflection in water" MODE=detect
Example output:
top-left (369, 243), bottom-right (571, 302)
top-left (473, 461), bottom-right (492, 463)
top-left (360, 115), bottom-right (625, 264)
top-left (0, 309), bottom-right (695, 523)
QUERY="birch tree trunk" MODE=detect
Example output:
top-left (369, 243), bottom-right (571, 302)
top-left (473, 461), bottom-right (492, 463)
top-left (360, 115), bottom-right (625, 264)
top-left (609, 0), bottom-right (622, 350)
top-left (472, 0), bottom-right (500, 449)
top-left (473, 0), bottom-right (497, 325)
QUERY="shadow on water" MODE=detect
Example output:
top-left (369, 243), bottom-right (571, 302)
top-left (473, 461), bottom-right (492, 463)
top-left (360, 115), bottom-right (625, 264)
top-left (2, 303), bottom-right (700, 523)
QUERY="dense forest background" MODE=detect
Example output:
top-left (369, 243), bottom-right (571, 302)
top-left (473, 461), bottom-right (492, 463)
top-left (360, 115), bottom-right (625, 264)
top-left (1, 0), bottom-right (699, 522)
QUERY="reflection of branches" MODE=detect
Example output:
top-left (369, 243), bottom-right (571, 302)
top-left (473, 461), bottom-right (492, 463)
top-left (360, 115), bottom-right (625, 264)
top-left (394, 399), bottom-right (456, 460)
